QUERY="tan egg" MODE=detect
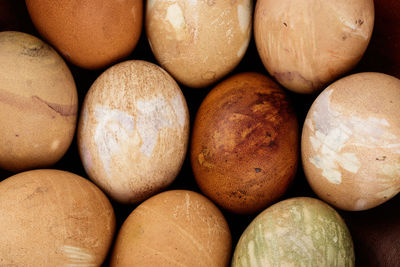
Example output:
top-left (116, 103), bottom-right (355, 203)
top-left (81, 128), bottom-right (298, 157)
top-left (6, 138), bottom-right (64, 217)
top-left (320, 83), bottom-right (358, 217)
top-left (146, 0), bottom-right (253, 88)
top-left (78, 60), bottom-right (190, 204)
top-left (25, 0), bottom-right (143, 70)
top-left (110, 190), bottom-right (232, 266)
top-left (0, 169), bottom-right (115, 266)
top-left (191, 73), bottom-right (299, 214)
top-left (0, 31), bottom-right (78, 172)
top-left (254, 0), bottom-right (374, 94)
top-left (302, 72), bottom-right (400, 211)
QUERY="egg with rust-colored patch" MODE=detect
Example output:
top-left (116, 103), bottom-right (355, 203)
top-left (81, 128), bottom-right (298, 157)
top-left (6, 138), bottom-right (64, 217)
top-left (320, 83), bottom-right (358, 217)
top-left (25, 0), bottom-right (143, 70)
top-left (0, 31), bottom-right (78, 172)
top-left (254, 0), bottom-right (374, 94)
top-left (146, 0), bottom-right (253, 88)
top-left (191, 72), bottom-right (299, 214)
top-left (0, 169), bottom-right (115, 266)
top-left (110, 190), bottom-right (231, 266)
top-left (232, 197), bottom-right (355, 266)
top-left (78, 60), bottom-right (190, 204)
top-left (302, 72), bottom-right (400, 211)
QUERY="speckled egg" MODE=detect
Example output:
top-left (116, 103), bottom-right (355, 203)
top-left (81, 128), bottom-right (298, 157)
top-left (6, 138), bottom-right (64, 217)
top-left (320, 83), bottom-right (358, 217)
top-left (191, 72), bottom-right (299, 214)
top-left (302, 72), bottom-right (400, 211)
top-left (25, 0), bottom-right (143, 70)
top-left (0, 169), bottom-right (115, 266)
top-left (254, 0), bottom-right (374, 94)
top-left (232, 197), bottom-right (355, 266)
top-left (0, 31), bottom-right (78, 172)
top-left (146, 0), bottom-right (253, 88)
top-left (78, 60), bottom-right (189, 204)
top-left (110, 190), bottom-right (231, 266)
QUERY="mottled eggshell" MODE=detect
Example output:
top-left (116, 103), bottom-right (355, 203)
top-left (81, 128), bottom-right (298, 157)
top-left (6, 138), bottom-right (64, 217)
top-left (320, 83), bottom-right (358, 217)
top-left (191, 73), bottom-right (299, 214)
top-left (110, 190), bottom-right (231, 266)
top-left (25, 0), bottom-right (143, 70)
top-left (254, 0), bottom-right (374, 94)
top-left (232, 197), bottom-right (355, 266)
top-left (302, 72), bottom-right (400, 211)
top-left (146, 0), bottom-right (253, 88)
top-left (78, 60), bottom-right (189, 204)
top-left (0, 169), bottom-right (115, 266)
top-left (0, 31), bottom-right (78, 172)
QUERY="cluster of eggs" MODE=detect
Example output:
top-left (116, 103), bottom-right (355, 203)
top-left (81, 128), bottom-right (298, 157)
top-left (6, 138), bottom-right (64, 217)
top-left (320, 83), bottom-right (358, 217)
top-left (0, 0), bottom-right (399, 266)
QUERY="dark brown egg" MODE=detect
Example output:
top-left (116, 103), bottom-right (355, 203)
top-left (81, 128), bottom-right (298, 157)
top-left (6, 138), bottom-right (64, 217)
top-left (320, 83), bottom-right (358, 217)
top-left (191, 73), bottom-right (299, 214)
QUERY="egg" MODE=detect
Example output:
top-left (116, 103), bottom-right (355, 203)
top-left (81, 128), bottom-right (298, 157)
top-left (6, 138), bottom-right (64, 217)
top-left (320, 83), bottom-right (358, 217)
top-left (232, 197), bottom-right (355, 266)
top-left (146, 0), bottom-right (253, 88)
top-left (110, 190), bottom-right (231, 266)
top-left (0, 169), bottom-right (115, 266)
top-left (25, 0), bottom-right (143, 70)
top-left (254, 0), bottom-right (374, 94)
top-left (78, 60), bottom-right (189, 204)
top-left (302, 72), bottom-right (400, 211)
top-left (191, 72), bottom-right (299, 214)
top-left (0, 31), bottom-right (78, 172)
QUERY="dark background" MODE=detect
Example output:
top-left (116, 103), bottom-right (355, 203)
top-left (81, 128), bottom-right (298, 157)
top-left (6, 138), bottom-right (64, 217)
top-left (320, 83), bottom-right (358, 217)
top-left (1, 0), bottom-right (399, 266)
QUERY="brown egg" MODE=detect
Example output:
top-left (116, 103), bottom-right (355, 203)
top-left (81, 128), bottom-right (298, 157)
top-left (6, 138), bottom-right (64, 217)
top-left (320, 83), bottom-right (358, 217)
top-left (78, 60), bottom-right (189, 204)
top-left (191, 73), bottom-right (299, 214)
top-left (146, 0), bottom-right (253, 88)
top-left (25, 0), bottom-right (143, 70)
top-left (0, 31), bottom-right (78, 172)
top-left (302, 72), bottom-right (400, 211)
top-left (110, 190), bottom-right (231, 266)
top-left (0, 169), bottom-right (115, 266)
top-left (254, 0), bottom-right (374, 94)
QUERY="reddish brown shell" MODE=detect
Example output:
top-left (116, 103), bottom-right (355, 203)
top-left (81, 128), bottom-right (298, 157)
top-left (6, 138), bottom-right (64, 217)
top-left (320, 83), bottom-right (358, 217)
top-left (191, 72), bottom-right (299, 214)
top-left (26, 0), bottom-right (143, 69)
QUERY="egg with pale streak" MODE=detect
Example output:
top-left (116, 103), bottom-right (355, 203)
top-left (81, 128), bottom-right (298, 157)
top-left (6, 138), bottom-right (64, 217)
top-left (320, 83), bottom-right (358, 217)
top-left (302, 72), bottom-right (400, 211)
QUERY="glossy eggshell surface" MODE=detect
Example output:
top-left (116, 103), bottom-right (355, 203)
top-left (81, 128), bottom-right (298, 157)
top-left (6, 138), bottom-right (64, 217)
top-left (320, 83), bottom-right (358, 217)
top-left (25, 0), bottom-right (143, 70)
top-left (254, 0), bottom-right (374, 94)
top-left (78, 60), bottom-right (190, 204)
top-left (302, 72), bottom-right (400, 211)
top-left (0, 169), bottom-right (115, 266)
top-left (110, 190), bottom-right (231, 267)
top-left (0, 31), bottom-right (78, 172)
top-left (146, 0), bottom-right (252, 88)
top-left (232, 197), bottom-right (354, 266)
top-left (191, 72), bottom-right (299, 214)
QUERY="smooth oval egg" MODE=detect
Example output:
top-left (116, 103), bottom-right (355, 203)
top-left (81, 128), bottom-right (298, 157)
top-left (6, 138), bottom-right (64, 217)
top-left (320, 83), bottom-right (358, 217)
top-left (146, 0), bottom-right (253, 88)
top-left (78, 60), bottom-right (190, 204)
top-left (110, 190), bottom-right (231, 266)
top-left (302, 72), bottom-right (400, 211)
top-left (0, 169), bottom-right (115, 266)
top-left (0, 31), bottom-right (78, 172)
top-left (191, 72), bottom-right (299, 214)
top-left (232, 197), bottom-right (355, 266)
top-left (254, 0), bottom-right (374, 94)
top-left (25, 0), bottom-right (143, 70)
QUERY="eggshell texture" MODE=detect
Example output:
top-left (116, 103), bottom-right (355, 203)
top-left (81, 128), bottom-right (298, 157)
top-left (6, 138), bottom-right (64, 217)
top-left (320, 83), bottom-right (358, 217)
top-left (302, 72), bottom-right (400, 211)
top-left (110, 190), bottom-right (231, 266)
top-left (25, 0), bottom-right (143, 70)
top-left (232, 197), bottom-right (355, 266)
top-left (78, 60), bottom-right (189, 204)
top-left (0, 169), bottom-right (115, 266)
top-left (254, 0), bottom-right (374, 94)
top-left (0, 31), bottom-right (78, 172)
top-left (191, 73), bottom-right (299, 214)
top-left (146, 0), bottom-right (253, 88)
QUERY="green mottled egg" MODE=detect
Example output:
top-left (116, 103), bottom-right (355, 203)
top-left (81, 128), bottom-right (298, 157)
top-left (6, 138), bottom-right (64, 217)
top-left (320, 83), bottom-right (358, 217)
top-left (232, 197), bottom-right (354, 267)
